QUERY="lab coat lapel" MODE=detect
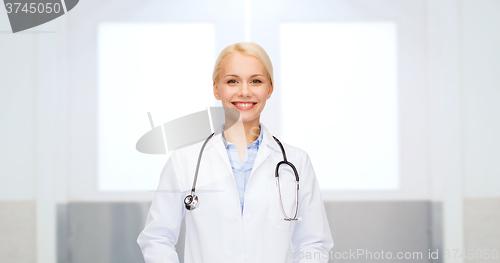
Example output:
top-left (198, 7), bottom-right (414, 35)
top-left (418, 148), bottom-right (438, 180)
top-left (205, 124), bottom-right (232, 174)
top-left (249, 123), bottom-right (281, 179)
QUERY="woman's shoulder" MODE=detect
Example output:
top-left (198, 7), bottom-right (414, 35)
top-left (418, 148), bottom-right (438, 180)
top-left (280, 141), bottom-right (308, 157)
top-left (260, 124), bottom-right (310, 161)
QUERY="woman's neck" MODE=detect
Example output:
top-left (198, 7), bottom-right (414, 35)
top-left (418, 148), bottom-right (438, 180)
top-left (223, 117), bottom-right (260, 148)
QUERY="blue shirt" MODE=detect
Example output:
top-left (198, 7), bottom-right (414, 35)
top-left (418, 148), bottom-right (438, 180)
top-left (221, 124), bottom-right (264, 214)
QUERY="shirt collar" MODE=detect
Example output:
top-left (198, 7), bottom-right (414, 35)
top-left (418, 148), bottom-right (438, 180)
top-left (221, 123), bottom-right (263, 149)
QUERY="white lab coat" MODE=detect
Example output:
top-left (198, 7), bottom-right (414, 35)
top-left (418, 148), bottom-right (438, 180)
top-left (137, 123), bottom-right (333, 263)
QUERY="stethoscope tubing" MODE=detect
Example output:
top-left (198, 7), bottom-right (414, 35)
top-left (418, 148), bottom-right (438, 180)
top-left (190, 132), bottom-right (215, 196)
top-left (186, 131), bottom-right (300, 221)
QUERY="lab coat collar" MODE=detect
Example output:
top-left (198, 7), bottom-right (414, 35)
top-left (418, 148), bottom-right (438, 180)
top-left (206, 122), bottom-right (281, 153)
top-left (205, 123), bottom-right (281, 175)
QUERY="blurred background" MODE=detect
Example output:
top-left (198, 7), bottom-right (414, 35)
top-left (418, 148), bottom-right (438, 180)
top-left (1, 0), bottom-right (499, 262)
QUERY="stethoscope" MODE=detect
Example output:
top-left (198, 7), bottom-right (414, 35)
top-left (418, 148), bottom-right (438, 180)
top-left (184, 132), bottom-right (302, 221)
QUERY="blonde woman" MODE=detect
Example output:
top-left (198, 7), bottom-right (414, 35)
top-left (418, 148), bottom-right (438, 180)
top-left (138, 42), bottom-right (333, 263)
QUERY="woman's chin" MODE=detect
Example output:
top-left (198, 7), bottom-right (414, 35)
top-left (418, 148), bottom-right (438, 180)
top-left (239, 114), bottom-right (260, 124)
top-left (224, 108), bottom-right (261, 124)
top-left (223, 107), bottom-right (241, 121)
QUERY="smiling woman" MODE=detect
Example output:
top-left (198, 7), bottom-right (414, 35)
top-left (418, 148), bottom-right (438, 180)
top-left (213, 48), bottom-right (274, 159)
top-left (137, 42), bottom-right (334, 263)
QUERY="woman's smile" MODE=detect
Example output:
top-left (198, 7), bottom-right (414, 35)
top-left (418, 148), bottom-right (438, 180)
top-left (232, 101), bottom-right (257, 110)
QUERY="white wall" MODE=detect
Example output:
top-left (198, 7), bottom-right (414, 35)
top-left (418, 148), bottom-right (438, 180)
top-left (0, 7), bottom-right (69, 262)
top-left (0, 8), bottom-right (36, 201)
top-left (426, 0), bottom-right (500, 201)
top-left (461, 0), bottom-right (500, 198)
top-left (427, 1), bottom-right (464, 262)
top-left (427, 1), bottom-right (500, 262)
top-left (0, 8), bottom-right (38, 263)
top-left (460, 2), bottom-right (500, 260)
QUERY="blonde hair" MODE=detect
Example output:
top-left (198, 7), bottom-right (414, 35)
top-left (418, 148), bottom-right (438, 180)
top-left (212, 42), bottom-right (274, 86)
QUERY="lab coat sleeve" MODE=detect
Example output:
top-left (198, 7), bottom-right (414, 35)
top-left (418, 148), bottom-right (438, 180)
top-left (291, 153), bottom-right (334, 263)
top-left (137, 151), bottom-right (186, 263)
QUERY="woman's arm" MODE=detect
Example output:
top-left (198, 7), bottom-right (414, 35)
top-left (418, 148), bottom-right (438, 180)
top-left (291, 153), bottom-right (334, 263)
top-left (137, 151), bottom-right (186, 263)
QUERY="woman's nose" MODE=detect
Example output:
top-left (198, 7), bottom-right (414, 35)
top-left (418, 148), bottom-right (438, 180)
top-left (238, 83), bottom-right (252, 97)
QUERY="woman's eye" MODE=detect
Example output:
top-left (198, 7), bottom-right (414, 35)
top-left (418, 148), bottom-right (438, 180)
top-left (227, 80), bottom-right (237, 84)
top-left (252, 79), bottom-right (262, 83)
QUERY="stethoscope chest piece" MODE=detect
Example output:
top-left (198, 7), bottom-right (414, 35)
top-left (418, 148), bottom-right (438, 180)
top-left (184, 194), bottom-right (199, 210)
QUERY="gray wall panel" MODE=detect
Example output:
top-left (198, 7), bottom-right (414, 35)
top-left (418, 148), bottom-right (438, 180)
top-left (57, 204), bottom-right (69, 263)
top-left (430, 202), bottom-right (443, 263)
top-left (60, 201), bottom-right (443, 263)
top-left (0, 200), bottom-right (36, 263)
top-left (67, 202), bottom-right (150, 263)
top-left (464, 197), bottom-right (500, 263)
top-left (325, 201), bottom-right (436, 262)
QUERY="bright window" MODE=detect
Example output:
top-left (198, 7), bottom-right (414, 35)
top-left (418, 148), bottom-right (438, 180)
top-left (97, 23), bottom-right (215, 191)
top-left (281, 22), bottom-right (399, 190)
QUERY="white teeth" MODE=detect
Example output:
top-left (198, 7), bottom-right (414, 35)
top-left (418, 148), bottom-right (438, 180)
top-left (235, 103), bottom-right (254, 107)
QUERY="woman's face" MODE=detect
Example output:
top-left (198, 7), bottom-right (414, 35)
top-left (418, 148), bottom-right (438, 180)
top-left (213, 52), bottom-right (273, 124)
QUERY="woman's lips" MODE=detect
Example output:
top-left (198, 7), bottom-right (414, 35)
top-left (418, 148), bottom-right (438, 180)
top-left (232, 101), bottom-right (257, 110)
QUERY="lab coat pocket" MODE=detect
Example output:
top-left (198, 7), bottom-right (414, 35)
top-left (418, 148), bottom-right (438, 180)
top-left (268, 215), bottom-right (296, 232)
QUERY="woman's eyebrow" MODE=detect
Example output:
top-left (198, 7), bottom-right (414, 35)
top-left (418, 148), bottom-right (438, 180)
top-left (224, 74), bottom-right (239, 78)
top-left (250, 74), bottom-right (264, 78)
top-left (224, 74), bottom-right (264, 78)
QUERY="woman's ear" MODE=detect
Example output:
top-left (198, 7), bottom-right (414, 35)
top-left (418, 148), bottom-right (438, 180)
top-left (267, 82), bottom-right (273, 99)
top-left (213, 81), bottom-right (221, 100)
